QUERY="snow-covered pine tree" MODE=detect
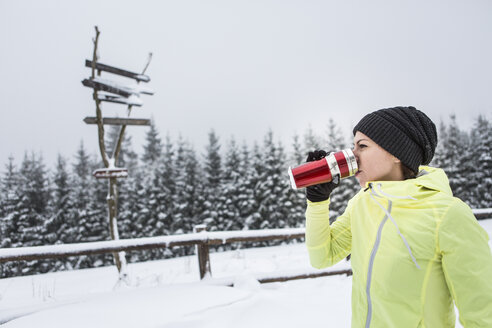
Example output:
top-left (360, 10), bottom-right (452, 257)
top-left (220, 137), bottom-right (243, 232)
top-left (157, 135), bottom-right (176, 234)
top-left (244, 142), bottom-right (264, 231)
top-left (284, 134), bottom-right (306, 228)
top-left (118, 136), bottom-right (144, 262)
top-left (46, 155), bottom-right (75, 242)
top-left (172, 135), bottom-right (188, 237)
top-left (71, 142), bottom-right (106, 269)
top-left (137, 122), bottom-right (166, 261)
top-left (254, 130), bottom-right (290, 232)
top-left (173, 138), bottom-right (202, 256)
top-left (182, 144), bottom-right (202, 233)
top-left (142, 119), bottom-right (162, 164)
top-left (44, 154), bottom-right (78, 271)
top-left (470, 115), bottom-right (492, 210)
top-left (438, 115), bottom-right (469, 199)
top-left (431, 120), bottom-right (448, 169)
top-left (72, 141), bottom-right (92, 243)
top-left (144, 134), bottom-right (176, 260)
top-left (110, 127), bottom-right (140, 243)
top-left (10, 152), bottom-right (50, 275)
top-left (236, 141), bottom-right (256, 231)
top-left (0, 155), bottom-right (18, 225)
top-left (200, 130), bottom-right (224, 233)
top-left (0, 156), bottom-right (19, 277)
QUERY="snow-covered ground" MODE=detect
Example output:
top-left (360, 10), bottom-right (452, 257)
top-left (1, 219), bottom-right (491, 327)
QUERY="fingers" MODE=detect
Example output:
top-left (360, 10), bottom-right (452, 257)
top-left (306, 149), bottom-right (328, 162)
top-left (316, 150), bottom-right (327, 158)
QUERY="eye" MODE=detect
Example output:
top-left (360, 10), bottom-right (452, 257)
top-left (359, 144), bottom-right (367, 149)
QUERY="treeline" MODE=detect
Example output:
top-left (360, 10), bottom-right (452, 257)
top-left (0, 115), bottom-right (491, 277)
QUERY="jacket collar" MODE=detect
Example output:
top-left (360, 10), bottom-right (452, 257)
top-left (363, 166), bottom-right (453, 199)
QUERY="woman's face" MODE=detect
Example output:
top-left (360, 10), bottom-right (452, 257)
top-left (352, 131), bottom-right (403, 187)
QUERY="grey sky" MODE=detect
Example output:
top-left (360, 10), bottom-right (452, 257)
top-left (1, 0), bottom-right (491, 168)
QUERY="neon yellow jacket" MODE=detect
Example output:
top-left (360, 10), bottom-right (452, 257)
top-left (305, 166), bottom-right (492, 327)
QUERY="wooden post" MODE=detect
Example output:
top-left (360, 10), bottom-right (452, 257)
top-left (194, 224), bottom-right (211, 279)
top-left (107, 177), bottom-right (126, 274)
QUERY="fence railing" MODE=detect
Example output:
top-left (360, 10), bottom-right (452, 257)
top-left (0, 209), bottom-right (490, 284)
top-left (0, 226), bottom-right (352, 283)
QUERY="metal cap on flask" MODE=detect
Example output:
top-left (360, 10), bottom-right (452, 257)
top-left (288, 148), bottom-right (358, 190)
top-left (326, 149), bottom-right (358, 179)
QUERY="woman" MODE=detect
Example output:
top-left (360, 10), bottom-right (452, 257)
top-left (305, 106), bottom-right (492, 327)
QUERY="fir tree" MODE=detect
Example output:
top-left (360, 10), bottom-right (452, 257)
top-left (285, 134), bottom-right (306, 228)
top-left (200, 130), bottom-right (223, 232)
top-left (237, 142), bottom-right (257, 231)
top-left (72, 143), bottom-right (108, 268)
top-left (0, 156), bottom-right (19, 277)
top-left (255, 130), bottom-right (290, 230)
top-left (0, 155), bottom-right (18, 219)
top-left (115, 131), bottom-right (140, 241)
top-left (44, 154), bottom-right (78, 271)
top-left (244, 142), bottom-right (263, 230)
top-left (45, 155), bottom-right (73, 243)
top-left (431, 120), bottom-right (448, 169)
top-left (158, 134), bottom-right (176, 237)
top-left (221, 137), bottom-right (243, 232)
top-left (9, 152), bottom-right (50, 275)
top-left (470, 115), bottom-right (492, 209)
top-left (142, 119), bottom-right (162, 165)
top-left (172, 138), bottom-right (202, 255)
top-left (439, 115), bottom-right (468, 198)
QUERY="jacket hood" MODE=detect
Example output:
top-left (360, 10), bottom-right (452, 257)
top-left (364, 166), bottom-right (453, 199)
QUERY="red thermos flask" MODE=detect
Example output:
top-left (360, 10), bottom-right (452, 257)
top-left (288, 149), bottom-right (358, 190)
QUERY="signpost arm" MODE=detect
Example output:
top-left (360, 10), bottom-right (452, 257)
top-left (113, 52), bottom-right (153, 162)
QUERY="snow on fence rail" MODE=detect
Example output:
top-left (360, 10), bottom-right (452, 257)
top-left (0, 209), bottom-right (490, 283)
top-left (0, 227), bottom-right (322, 283)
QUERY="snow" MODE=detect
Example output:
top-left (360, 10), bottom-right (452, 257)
top-left (97, 92), bottom-right (144, 106)
top-left (1, 220), bottom-right (491, 327)
top-left (92, 77), bottom-right (154, 96)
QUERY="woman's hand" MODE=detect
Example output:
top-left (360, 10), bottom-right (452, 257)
top-left (305, 150), bottom-right (340, 202)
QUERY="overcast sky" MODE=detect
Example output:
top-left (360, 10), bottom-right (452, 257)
top-left (1, 0), bottom-right (491, 168)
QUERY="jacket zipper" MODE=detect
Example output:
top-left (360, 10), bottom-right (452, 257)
top-left (365, 199), bottom-right (392, 328)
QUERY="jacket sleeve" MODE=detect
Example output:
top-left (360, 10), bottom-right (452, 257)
top-left (438, 199), bottom-right (492, 327)
top-left (305, 197), bottom-right (352, 269)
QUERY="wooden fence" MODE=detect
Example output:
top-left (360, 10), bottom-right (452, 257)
top-left (0, 208), bottom-right (490, 284)
top-left (0, 226), bottom-right (352, 283)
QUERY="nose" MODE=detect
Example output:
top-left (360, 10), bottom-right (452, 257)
top-left (352, 147), bottom-right (358, 158)
top-left (352, 147), bottom-right (360, 167)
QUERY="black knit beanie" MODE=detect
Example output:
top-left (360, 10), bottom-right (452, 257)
top-left (352, 106), bottom-right (438, 173)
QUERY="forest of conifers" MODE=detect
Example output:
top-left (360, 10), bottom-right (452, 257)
top-left (1, 114), bottom-right (491, 277)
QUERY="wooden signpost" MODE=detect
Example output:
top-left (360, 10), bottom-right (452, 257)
top-left (81, 26), bottom-right (154, 281)
top-left (97, 93), bottom-right (143, 107)
top-left (83, 117), bottom-right (150, 126)
top-left (93, 168), bottom-right (129, 179)
top-left (85, 60), bottom-right (151, 83)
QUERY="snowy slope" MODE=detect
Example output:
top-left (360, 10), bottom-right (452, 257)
top-left (1, 219), bottom-right (491, 327)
